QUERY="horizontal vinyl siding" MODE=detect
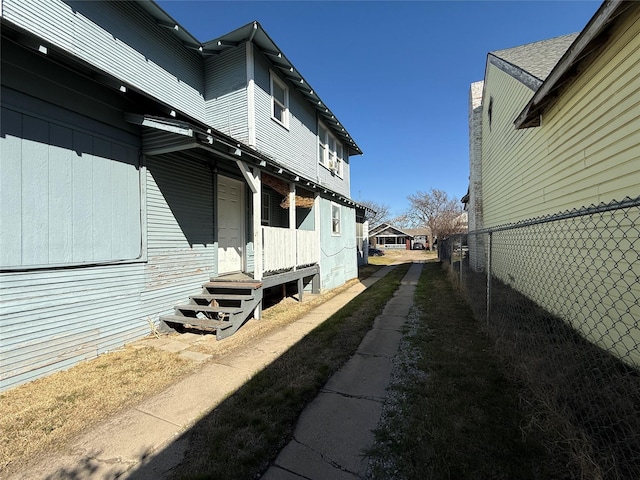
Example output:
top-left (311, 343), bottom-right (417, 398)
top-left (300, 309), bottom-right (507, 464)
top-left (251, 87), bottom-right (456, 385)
top-left (252, 52), bottom-right (354, 195)
top-left (204, 47), bottom-right (249, 142)
top-left (482, 14), bottom-right (640, 227)
top-left (0, 263), bottom-right (148, 391)
top-left (143, 154), bottom-right (215, 321)
top-left (2, 0), bottom-right (205, 122)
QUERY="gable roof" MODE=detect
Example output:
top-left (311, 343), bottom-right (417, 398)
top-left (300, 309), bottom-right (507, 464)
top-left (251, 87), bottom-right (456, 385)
top-left (487, 33), bottom-right (579, 93)
top-left (491, 33), bottom-right (579, 85)
top-left (137, 2), bottom-right (361, 156)
top-left (369, 223), bottom-right (413, 238)
top-left (515, 0), bottom-right (637, 128)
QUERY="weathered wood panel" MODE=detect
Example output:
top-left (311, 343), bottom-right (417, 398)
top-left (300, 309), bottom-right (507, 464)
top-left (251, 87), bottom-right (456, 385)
top-left (142, 153), bottom-right (216, 319)
top-left (0, 92), bottom-right (142, 269)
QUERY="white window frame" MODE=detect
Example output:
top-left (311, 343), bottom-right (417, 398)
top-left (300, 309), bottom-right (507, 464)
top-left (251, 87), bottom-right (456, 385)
top-left (318, 121), bottom-right (343, 177)
top-left (270, 71), bottom-right (289, 129)
top-left (331, 202), bottom-right (341, 236)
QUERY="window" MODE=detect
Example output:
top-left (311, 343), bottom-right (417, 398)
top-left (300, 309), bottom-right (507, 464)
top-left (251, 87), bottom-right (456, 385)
top-left (261, 191), bottom-right (271, 226)
top-left (331, 203), bottom-right (341, 235)
top-left (270, 72), bottom-right (289, 128)
top-left (318, 121), bottom-right (344, 177)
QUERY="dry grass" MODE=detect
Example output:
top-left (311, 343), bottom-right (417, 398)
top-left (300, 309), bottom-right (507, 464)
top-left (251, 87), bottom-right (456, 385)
top-left (0, 347), bottom-right (193, 476)
top-left (368, 261), bottom-right (552, 479)
top-left (0, 267), bottom-right (381, 478)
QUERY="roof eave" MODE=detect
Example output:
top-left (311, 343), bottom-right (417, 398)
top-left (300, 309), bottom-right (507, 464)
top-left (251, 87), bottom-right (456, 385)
top-left (201, 21), bottom-right (363, 156)
top-left (514, 0), bottom-right (630, 129)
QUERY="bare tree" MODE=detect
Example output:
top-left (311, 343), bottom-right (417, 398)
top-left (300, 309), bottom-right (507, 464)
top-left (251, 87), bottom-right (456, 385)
top-left (407, 188), bottom-right (465, 249)
top-left (358, 200), bottom-right (392, 227)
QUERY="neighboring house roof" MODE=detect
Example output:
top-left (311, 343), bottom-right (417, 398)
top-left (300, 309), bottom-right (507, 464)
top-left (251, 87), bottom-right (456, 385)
top-left (491, 33), bottom-right (579, 85)
top-left (137, 2), bottom-right (361, 156)
top-left (405, 228), bottom-right (432, 237)
top-left (369, 223), bottom-right (413, 238)
top-left (515, 0), bottom-right (636, 128)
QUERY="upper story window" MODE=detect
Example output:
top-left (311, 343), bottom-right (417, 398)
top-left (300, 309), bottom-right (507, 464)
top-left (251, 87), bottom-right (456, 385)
top-left (318, 121), bottom-right (343, 177)
top-left (270, 72), bottom-right (289, 128)
top-left (331, 203), bottom-right (341, 235)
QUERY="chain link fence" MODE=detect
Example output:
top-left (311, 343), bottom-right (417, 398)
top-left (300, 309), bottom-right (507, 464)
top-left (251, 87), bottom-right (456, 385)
top-left (440, 196), bottom-right (640, 479)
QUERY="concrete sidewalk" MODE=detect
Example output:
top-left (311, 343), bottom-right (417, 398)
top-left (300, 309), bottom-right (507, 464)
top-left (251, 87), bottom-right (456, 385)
top-left (261, 262), bottom-right (423, 480)
top-left (7, 261), bottom-right (421, 480)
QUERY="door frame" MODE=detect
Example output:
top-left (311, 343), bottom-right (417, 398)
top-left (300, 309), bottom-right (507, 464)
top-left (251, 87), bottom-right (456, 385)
top-left (217, 174), bottom-right (245, 274)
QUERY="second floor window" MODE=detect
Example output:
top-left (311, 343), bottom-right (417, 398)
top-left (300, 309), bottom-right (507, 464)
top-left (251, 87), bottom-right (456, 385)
top-left (271, 73), bottom-right (289, 128)
top-left (318, 122), bottom-right (343, 177)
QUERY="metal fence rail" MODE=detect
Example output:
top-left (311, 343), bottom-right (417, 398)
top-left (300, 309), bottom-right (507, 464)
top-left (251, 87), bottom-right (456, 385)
top-left (440, 197), bottom-right (640, 479)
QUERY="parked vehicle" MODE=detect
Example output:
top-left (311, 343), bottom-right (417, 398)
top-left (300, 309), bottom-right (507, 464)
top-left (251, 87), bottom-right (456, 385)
top-left (368, 247), bottom-right (385, 256)
top-left (412, 242), bottom-right (425, 250)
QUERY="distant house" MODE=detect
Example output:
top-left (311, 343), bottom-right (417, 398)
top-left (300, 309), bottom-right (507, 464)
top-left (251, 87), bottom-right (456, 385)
top-left (369, 223), bottom-right (413, 249)
top-left (467, 0), bottom-right (640, 365)
top-left (0, 1), bottom-right (366, 391)
top-left (405, 228), bottom-right (432, 249)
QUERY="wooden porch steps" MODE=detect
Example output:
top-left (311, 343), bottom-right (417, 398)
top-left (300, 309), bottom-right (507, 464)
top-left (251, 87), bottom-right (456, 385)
top-left (160, 279), bottom-right (264, 340)
top-left (160, 315), bottom-right (234, 331)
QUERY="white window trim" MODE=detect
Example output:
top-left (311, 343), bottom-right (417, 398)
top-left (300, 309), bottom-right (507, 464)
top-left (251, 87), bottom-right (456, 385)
top-left (318, 121), bottom-right (344, 178)
top-left (270, 71), bottom-right (289, 129)
top-left (331, 202), bottom-right (341, 236)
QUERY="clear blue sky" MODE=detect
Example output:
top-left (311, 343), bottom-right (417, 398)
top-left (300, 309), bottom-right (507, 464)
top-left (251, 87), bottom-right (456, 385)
top-left (157, 0), bottom-right (601, 217)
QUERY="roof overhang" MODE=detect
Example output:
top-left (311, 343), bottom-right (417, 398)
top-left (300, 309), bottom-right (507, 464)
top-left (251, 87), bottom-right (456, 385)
top-left (200, 22), bottom-right (362, 156)
top-left (515, 0), bottom-right (636, 129)
top-left (125, 114), bottom-right (365, 209)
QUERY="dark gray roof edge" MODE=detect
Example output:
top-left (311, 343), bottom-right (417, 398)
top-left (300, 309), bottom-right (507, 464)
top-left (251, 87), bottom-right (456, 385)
top-left (487, 54), bottom-right (542, 92)
top-left (515, 0), bottom-right (632, 128)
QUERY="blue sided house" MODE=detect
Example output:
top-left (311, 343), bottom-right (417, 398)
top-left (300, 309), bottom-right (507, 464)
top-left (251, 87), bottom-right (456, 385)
top-left (0, 0), bottom-right (368, 391)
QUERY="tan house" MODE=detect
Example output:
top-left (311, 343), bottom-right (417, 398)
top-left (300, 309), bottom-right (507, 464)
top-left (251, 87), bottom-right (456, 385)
top-left (467, 0), bottom-right (640, 366)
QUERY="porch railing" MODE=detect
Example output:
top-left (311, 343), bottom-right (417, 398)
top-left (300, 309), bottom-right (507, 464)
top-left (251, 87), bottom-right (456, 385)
top-left (262, 227), bottom-right (319, 273)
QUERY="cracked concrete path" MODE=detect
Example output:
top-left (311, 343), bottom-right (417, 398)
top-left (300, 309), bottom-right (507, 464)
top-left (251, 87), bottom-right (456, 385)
top-left (261, 261), bottom-right (423, 480)
top-left (7, 259), bottom-right (420, 480)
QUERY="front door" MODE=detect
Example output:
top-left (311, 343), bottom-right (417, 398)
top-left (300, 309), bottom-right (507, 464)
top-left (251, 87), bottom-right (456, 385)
top-left (217, 175), bottom-right (244, 274)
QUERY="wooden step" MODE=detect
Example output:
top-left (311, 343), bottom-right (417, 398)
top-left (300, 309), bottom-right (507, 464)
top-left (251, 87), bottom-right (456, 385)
top-left (190, 294), bottom-right (254, 302)
top-left (203, 281), bottom-right (262, 290)
top-left (160, 315), bottom-right (233, 330)
top-left (175, 304), bottom-right (242, 314)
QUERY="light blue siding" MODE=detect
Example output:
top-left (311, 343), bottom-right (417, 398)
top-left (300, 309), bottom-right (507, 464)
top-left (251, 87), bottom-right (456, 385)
top-left (0, 94), bottom-right (142, 269)
top-left (253, 52), bottom-right (320, 181)
top-left (2, 0), bottom-right (205, 122)
top-left (204, 47), bottom-right (249, 142)
top-left (319, 198), bottom-right (358, 290)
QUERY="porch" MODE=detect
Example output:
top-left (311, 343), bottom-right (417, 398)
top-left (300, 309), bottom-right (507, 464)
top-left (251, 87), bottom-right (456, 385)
top-left (160, 226), bottom-right (320, 340)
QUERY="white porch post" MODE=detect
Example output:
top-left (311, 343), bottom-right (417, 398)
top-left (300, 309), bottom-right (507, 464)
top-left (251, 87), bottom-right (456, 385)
top-left (236, 160), bottom-right (262, 281)
top-left (289, 183), bottom-right (296, 271)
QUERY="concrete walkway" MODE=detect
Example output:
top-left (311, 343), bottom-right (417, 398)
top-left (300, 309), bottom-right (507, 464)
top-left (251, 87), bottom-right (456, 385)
top-left (7, 259), bottom-right (423, 480)
top-left (261, 262), bottom-right (422, 480)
